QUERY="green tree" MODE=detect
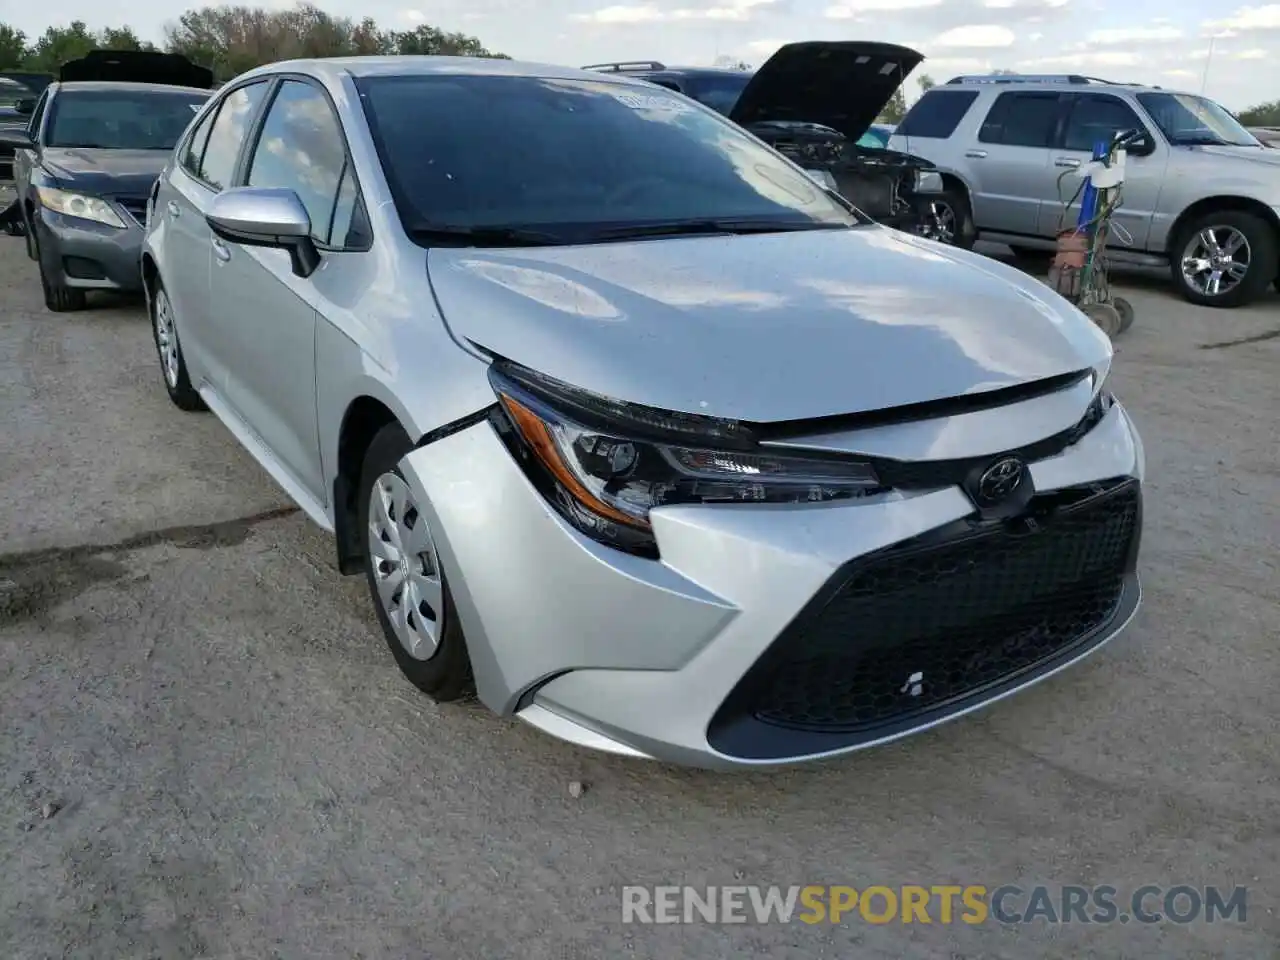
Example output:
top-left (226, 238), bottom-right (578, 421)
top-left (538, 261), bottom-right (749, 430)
top-left (23, 21), bottom-right (100, 72)
top-left (386, 23), bottom-right (507, 58)
top-left (879, 88), bottom-right (907, 123)
top-left (1239, 100), bottom-right (1280, 126)
top-left (918, 73), bottom-right (935, 92)
top-left (0, 24), bottom-right (28, 69)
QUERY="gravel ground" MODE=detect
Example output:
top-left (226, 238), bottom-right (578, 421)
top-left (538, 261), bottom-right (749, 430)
top-left (1, 237), bottom-right (1277, 959)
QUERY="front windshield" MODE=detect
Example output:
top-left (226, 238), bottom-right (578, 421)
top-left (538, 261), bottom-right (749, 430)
top-left (46, 89), bottom-right (210, 149)
top-left (356, 74), bottom-right (858, 243)
top-left (681, 73), bottom-right (753, 116)
top-left (1136, 92), bottom-right (1260, 147)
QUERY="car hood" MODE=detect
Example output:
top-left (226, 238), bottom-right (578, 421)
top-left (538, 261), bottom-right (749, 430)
top-left (728, 41), bottom-right (924, 142)
top-left (41, 148), bottom-right (170, 196)
top-left (59, 50), bottom-right (213, 88)
top-left (1191, 143), bottom-right (1280, 166)
top-left (426, 227), bottom-right (1111, 423)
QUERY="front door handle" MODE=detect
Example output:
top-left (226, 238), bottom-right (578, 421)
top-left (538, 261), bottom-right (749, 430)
top-left (965, 149), bottom-right (988, 159)
top-left (166, 200), bottom-right (181, 218)
top-left (1054, 157), bottom-right (1082, 168)
top-left (212, 238), bottom-right (231, 262)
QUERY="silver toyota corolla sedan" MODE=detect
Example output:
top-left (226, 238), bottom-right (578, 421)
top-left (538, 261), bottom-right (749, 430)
top-left (141, 55), bottom-right (1145, 769)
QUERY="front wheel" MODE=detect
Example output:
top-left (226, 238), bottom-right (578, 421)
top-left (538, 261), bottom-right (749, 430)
top-left (32, 228), bottom-right (86, 313)
top-left (150, 281), bottom-right (206, 411)
top-left (1171, 210), bottom-right (1276, 308)
top-left (919, 189), bottom-right (976, 249)
top-left (358, 422), bottom-right (475, 702)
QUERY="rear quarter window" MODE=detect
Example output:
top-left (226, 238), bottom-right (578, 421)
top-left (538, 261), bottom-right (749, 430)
top-left (896, 89), bottom-right (980, 139)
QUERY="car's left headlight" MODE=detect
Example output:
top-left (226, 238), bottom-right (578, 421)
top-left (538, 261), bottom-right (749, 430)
top-left (36, 186), bottom-right (127, 229)
top-left (488, 362), bottom-right (883, 557)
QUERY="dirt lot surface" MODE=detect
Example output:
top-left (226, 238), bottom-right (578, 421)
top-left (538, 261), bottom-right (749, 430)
top-left (1, 237), bottom-right (1277, 959)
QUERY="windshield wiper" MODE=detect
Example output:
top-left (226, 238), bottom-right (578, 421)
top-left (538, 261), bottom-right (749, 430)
top-left (1170, 135), bottom-right (1232, 146)
top-left (588, 218), bottom-right (851, 241)
top-left (405, 224), bottom-right (568, 247)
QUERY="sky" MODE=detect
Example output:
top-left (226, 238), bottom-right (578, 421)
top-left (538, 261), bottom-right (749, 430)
top-left (4, 0), bottom-right (1279, 110)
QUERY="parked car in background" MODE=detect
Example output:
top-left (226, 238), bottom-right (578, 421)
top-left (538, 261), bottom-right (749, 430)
top-left (1, 50), bottom-right (213, 311)
top-left (0, 76), bottom-right (45, 184)
top-left (859, 122), bottom-right (896, 149)
top-left (1246, 126), bottom-right (1280, 147)
top-left (582, 45), bottom-right (953, 240)
top-left (890, 73), bottom-right (1280, 307)
top-left (142, 55), bottom-right (1144, 769)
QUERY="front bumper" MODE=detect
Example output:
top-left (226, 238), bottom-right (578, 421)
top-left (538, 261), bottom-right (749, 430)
top-left (398, 400), bottom-right (1146, 770)
top-left (34, 205), bottom-right (146, 291)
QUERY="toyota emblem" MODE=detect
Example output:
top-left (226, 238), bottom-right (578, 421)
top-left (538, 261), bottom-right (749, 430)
top-left (976, 457), bottom-right (1025, 504)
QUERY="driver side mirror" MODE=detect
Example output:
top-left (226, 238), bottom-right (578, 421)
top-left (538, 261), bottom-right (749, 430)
top-left (1125, 132), bottom-right (1156, 157)
top-left (205, 187), bottom-right (320, 278)
top-left (15, 97), bottom-right (35, 116)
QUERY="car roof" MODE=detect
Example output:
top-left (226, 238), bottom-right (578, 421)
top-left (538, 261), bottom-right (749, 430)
top-left (941, 76), bottom-right (1180, 96)
top-left (235, 56), bottom-right (659, 88)
top-left (56, 80), bottom-right (214, 95)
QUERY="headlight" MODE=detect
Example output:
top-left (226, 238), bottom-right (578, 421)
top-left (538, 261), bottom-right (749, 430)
top-left (36, 187), bottom-right (127, 229)
top-left (488, 363), bottom-right (882, 557)
top-left (915, 170), bottom-right (944, 194)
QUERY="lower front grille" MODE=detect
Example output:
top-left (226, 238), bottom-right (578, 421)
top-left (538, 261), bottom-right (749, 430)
top-left (115, 197), bottom-right (148, 227)
top-left (709, 479), bottom-right (1141, 755)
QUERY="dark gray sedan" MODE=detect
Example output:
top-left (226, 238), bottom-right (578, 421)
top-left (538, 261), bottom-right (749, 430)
top-left (1, 54), bottom-right (212, 311)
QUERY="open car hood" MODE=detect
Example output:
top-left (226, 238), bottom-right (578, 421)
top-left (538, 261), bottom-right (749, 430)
top-left (58, 50), bottom-right (214, 89)
top-left (728, 41), bottom-right (923, 142)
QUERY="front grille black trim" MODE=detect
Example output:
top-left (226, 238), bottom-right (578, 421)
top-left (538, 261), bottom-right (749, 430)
top-left (706, 477), bottom-right (1142, 762)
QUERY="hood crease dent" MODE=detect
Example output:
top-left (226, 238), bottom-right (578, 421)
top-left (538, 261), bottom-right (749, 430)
top-left (427, 228), bottom-right (1112, 424)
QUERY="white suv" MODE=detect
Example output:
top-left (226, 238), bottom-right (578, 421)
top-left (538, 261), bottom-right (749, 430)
top-left (890, 73), bottom-right (1280, 308)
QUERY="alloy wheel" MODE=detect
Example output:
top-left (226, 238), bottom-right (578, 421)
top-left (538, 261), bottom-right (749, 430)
top-left (367, 471), bottom-right (444, 661)
top-left (922, 200), bottom-right (956, 244)
top-left (1181, 225), bottom-right (1251, 298)
top-left (153, 289), bottom-right (180, 389)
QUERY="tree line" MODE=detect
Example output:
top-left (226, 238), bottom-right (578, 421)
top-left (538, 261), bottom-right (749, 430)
top-left (0, 4), bottom-right (507, 82)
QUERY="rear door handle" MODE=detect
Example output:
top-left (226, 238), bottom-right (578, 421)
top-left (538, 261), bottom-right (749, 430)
top-left (166, 201), bottom-right (181, 217)
top-left (1055, 157), bottom-right (1082, 168)
top-left (212, 238), bottom-right (231, 262)
top-left (964, 149), bottom-right (988, 159)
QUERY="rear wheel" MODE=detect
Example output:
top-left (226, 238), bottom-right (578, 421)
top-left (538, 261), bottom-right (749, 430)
top-left (1171, 210), bottom-right (1276, 308)
top-left (358, 422), bottom-right (475, 702)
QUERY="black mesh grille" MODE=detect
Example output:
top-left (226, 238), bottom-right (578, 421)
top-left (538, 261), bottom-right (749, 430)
top-left (115, 197), bottom-right (148, 226)
top-left (737, 480), bottom-right (1139, 735)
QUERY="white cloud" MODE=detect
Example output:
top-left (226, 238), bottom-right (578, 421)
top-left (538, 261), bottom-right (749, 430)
top-left (1019, 50), bottom-right (1142, 67)
top-left (1087, 25), bottom-right (1183, 45)
top-left (824, 0), bottom-right (941, 17)
top-left (1204, 5), bottom-right (1280, 31)
top-left (1236, 47), bottom-right (1269, 57)
top-left (1028, 31), bottom-right (1044, 41)
top-left (573, 0), bottom-right (774, 24)
top-left (1164, 68), bottom-right (1198, 77)
top-left (932, 25), bottom-right (1017, 48)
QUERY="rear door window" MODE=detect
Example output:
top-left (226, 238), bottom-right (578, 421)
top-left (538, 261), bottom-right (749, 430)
top-left (895, 89), bottom-right (980, 138)
top-left (978, 91), bottom-right (1062, 147)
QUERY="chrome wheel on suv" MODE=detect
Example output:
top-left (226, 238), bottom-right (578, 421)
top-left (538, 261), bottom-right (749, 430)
top-left (1171, 210), bottom-right (1276, 308)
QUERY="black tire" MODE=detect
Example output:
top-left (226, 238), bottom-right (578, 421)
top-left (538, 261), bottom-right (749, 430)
top-left (358, 422), bottom-right (475, 702)
top-left (1170, 210), bottom-right (1276, 308)
top-left (24, 209), bottom-right (37, 260)
top-left (149, 279), bottom-right (206, 412)
top-left (1082, 302), bottom-right (1122, 339)
top-left (33, 227), bottom-right (86, 312)
top-left (1114, 296), bottom-right (1135, 334)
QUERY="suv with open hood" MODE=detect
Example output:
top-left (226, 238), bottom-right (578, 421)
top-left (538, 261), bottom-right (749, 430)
top-left (0, 50), bottom-right (213, 310)
top-left (582, 42), bottom-right (954, 241)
